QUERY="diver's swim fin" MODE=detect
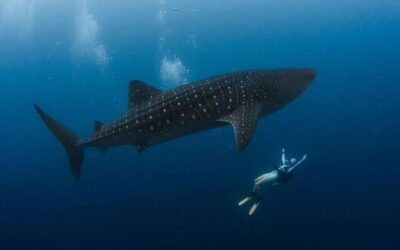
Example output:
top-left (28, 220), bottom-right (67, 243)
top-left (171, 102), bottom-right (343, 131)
top-left (249, 202), bottom-right (260, 215)
top-left (238, 196), bottom-right (253, 206)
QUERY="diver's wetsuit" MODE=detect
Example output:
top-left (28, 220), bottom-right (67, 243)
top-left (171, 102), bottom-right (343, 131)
top-left (277, 167), bottom-right (295, 183)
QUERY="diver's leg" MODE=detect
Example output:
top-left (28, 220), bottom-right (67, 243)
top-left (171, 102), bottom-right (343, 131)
top-left (252, 183), bottom-right (258, 193)
top-left (238, 184), bottom-right (259, 206)
top-left (255, 171), bottom-right (279, 186)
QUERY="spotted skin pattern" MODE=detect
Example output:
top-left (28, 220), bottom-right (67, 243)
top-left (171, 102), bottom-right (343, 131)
top-left (79, 68), bottom-right (316, 152)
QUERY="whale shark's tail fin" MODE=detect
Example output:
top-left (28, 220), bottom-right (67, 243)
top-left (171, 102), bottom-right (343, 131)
top-left (34, 104), bottom-right (84, 180)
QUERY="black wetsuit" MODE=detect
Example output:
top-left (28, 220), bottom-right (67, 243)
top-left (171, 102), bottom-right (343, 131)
top-left (277, 167), bottom-right (295, 183)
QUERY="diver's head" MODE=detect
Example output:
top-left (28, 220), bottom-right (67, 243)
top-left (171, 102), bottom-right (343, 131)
top-left (290, 158), bottom-right (297, 164)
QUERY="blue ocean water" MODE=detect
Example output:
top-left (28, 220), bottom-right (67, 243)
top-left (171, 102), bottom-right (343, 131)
top-left (1, 0), bottom-right (400, 249)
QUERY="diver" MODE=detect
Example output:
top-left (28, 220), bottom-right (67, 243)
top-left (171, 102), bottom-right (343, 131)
top-left (238, 148), bottom-right (307, 215)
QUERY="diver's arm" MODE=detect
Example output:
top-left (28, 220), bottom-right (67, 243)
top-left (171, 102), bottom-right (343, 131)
top-left (288, 154), bottom-right (307, 172)
top-left (281, 148), bottom-right (286, 165)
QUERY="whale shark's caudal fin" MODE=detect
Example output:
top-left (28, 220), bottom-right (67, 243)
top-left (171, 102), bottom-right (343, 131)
top-left (34, 104), bottom-right (84, 180)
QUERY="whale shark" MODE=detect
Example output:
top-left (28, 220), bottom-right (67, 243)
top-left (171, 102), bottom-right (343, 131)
top-left (35, 68), bottom-right (316, 179)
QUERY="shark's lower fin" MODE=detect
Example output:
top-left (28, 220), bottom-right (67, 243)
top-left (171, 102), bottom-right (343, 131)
top-left (218, 101), bottom-right (261, 151)
top-left (34, 104), bottom-right (84, 180)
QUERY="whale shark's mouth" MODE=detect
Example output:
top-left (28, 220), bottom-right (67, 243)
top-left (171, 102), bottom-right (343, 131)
top-left (304, 68), bottom-right (317, 82)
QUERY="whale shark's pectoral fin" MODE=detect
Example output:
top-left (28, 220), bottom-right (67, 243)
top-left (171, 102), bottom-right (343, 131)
top-left (128, 80), bottom-right (164, 109)
top-left (219, 101), bottom-right (261, 151)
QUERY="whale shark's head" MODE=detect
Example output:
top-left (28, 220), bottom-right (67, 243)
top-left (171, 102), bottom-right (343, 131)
top-left (275, 68), bottom-right (316, 102)
top-left (252, 68), bottom-right (316, 115)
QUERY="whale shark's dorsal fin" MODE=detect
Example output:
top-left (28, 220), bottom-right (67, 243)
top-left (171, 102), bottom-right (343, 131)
top-left (94, 121), bottom-right (103, 132)
top-left (128, 80), bottom-right (164, 109)
top-left (219, 102), bottom-right (261, 151)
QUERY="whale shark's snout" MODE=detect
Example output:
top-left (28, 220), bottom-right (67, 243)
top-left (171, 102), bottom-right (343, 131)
top-left (274, 68), bottom-right (316, 104)
top-left (297, 68), bottom-right (316, 92)
top-left (304, 68), bottom-right (316, 82)
top-left (292, 68), bottom-right (316, 88)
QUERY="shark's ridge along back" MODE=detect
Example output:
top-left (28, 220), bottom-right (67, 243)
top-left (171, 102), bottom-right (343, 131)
top-left (35, 68), bottom-right (316, 179)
